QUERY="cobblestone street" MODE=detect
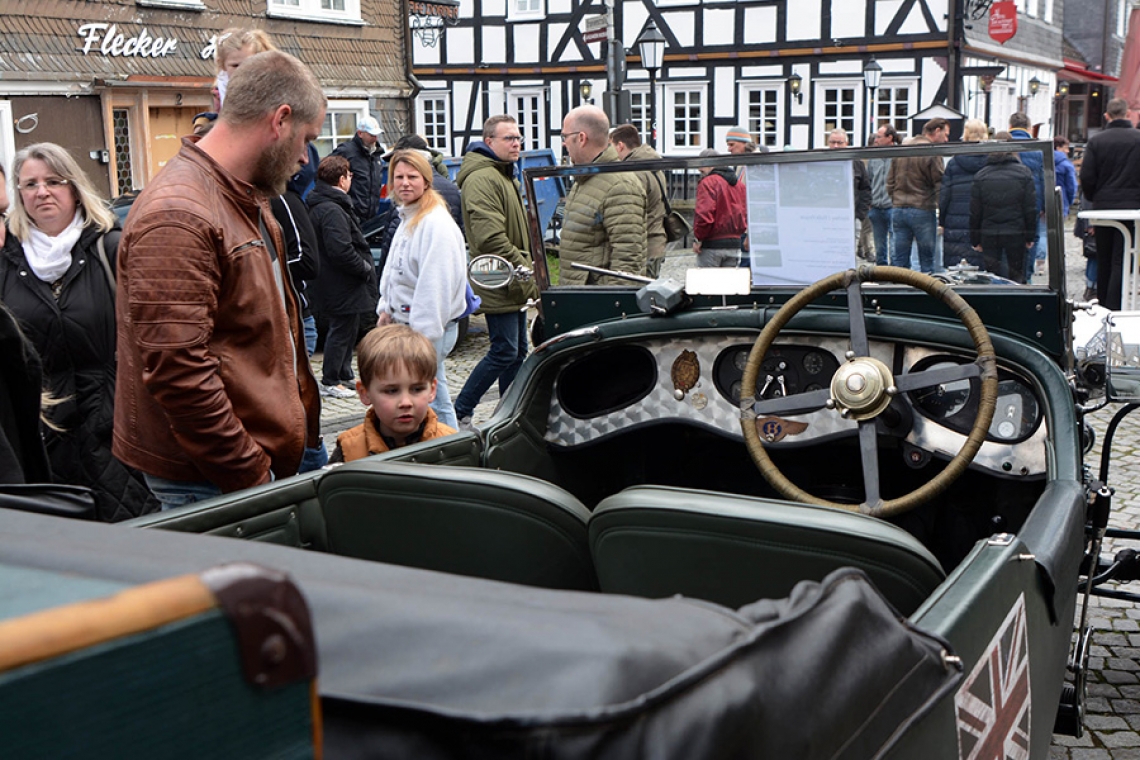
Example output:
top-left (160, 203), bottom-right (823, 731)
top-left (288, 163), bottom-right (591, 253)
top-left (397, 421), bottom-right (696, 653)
top-left (309, 225), bottom-right (1140, 756)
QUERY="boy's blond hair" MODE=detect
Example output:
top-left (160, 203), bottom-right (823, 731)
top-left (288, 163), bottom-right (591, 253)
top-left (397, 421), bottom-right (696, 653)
top-left (356, 324), bottom-right (437, 387)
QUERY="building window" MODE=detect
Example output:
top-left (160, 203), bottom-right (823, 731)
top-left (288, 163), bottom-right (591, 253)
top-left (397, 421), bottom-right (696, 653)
top-left (875, 85), bottom-right (912, 137)
top-left (821, 86), bottom-right (857, 142)
top-left (511, 92), bottom-right (543, 150)
top-left (630, 90), bottom-right (650, 143)
top-left (1119, 0), bottom-right (1129, 37)
top-left (744, 87), bottom-right (781, 149)
top-left (315, 101), bottom-right (369, 157)
top-left (670, 89), bottom-right (703, 149)
top-left (419, 95), bottom-right (449, 152)
top-left (508, 0), bottom-right (544, 21)
top-left (1042, 0), bottom-right (1053, 23)
top-left (113, 108), bottom-right (135, 195)
top-left (267, 0), bottom-right (361, 24)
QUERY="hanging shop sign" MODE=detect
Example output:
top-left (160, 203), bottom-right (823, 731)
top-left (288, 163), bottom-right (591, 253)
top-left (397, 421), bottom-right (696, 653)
top-left (77, 23), bottom-right (179, 58)
top-left (988, 1), bottom-right (1018, 45)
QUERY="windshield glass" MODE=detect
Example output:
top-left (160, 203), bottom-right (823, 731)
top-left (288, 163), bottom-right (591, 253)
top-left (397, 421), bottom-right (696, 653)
top-left (522, 139), bottom-right (1061, 294)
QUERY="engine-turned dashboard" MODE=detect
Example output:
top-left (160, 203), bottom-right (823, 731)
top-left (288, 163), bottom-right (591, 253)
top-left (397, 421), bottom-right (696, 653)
top-left (543, 334), bottom-right (1046, 479)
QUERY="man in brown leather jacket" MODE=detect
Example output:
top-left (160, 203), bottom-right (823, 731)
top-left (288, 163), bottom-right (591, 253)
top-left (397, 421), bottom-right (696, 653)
top-left (113, 50), bottom-right (326, 508)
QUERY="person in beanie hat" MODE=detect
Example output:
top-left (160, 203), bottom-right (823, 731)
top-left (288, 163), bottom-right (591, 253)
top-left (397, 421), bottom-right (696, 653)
top-left (725, 126), bottom-right (757, 155)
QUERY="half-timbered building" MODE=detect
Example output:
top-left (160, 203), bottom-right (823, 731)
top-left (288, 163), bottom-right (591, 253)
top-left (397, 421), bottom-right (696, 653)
top-left (412, 0), bottom-right (1067, 156)
top-left (0, 0), bottom-right (405, 197)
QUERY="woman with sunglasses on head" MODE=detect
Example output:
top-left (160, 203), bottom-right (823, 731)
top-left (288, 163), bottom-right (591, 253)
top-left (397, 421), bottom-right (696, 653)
top-left (0, 143), bottom-right (157, 520)
top-left (376, 149), bottom-right (467, 427)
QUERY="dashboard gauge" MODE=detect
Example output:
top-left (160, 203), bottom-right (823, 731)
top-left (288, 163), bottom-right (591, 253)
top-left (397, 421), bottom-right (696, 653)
top-left (908, 361), bottom-right (972, 418)
top-left (988, 378), bottom-right (1041, 441)
top-left (714, 344), bottom-right (840, 406)
top-left (803, 351), bottom-right (825, 375)
top-left (730, 380), bottom-right (743, 403)
top-left (733, 349), bottom-right (750, 371)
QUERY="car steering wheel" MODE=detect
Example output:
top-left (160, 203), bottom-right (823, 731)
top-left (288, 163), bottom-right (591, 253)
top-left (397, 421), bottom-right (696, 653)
top-left (739, 265), bottom-right (998, 518)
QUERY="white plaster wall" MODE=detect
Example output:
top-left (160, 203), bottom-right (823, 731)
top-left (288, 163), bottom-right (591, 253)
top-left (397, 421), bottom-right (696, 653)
top-left (483, 25), bottom-right (506, 63)
top-left (743, 5), bottom-right (778, 45)
top-left (830, 0), bottom-right (867, 38)
top-left (715, 66), bottom-right (736, 119)
top-left (786, 1), bottom-right (821, 41)
top-left (664, 10), bottom-right (696, 47)
top-left (513, 23), bottom-right (540, 60)
top-left (701, 8), bottom-right (735, 46)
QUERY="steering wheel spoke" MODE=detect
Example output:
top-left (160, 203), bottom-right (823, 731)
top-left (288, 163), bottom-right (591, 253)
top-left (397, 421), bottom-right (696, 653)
top-left (893, 361), bottom-right (982, 394)
top-left (858, 421), bottom-right (882, 510)
top-left (750, 388), bottom-right (832, 418)
top-left (741, 265), bottom-right (998, 518)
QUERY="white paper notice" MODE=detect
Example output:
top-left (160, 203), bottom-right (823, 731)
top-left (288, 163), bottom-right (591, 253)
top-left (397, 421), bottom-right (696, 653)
top-left (744, 161), bottom-right (857, 286)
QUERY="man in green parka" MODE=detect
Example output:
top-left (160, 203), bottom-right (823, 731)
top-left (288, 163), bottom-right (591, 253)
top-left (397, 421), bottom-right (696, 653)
top-left (559, 106), bottom-right (647, 285)
top-left (453, 115), bottom-right (540, 428)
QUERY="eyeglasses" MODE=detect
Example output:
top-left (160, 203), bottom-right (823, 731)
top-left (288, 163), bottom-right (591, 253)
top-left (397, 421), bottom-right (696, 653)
top-left (19, 178), bottom-right (71, 193)
top-left (561, 130), bottom-right (585, 141)
top-left (495, 135), bottom-right (523, 144)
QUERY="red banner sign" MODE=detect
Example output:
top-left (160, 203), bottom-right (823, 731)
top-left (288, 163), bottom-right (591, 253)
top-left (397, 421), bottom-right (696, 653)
top-left (989, 1), bottom-right (1018, 45)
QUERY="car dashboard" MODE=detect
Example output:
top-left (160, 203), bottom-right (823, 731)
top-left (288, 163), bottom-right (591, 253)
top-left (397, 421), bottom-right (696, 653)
top-left (543, 334), bottom-right (1047, 479)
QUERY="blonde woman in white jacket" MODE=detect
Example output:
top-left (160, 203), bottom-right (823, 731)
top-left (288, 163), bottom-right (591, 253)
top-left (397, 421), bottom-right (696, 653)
top-left (377, 149), bottom-right (467, 427)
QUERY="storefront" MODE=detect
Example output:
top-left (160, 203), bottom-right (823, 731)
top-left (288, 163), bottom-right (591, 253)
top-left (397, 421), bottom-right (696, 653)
top-left (0, 5), bottom-right (407, 199)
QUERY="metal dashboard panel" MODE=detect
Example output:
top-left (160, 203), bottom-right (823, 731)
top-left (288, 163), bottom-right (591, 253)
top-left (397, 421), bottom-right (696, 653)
top-left (543, 335), bottom-right (859, 447)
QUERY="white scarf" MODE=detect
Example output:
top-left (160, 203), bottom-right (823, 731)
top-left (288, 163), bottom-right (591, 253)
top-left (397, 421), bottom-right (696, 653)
top-left (22, 212), bottom-right (84, 283)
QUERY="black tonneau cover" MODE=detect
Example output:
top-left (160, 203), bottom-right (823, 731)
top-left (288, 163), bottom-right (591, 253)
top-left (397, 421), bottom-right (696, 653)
top-left (0, 511), bottom-right (960, 758)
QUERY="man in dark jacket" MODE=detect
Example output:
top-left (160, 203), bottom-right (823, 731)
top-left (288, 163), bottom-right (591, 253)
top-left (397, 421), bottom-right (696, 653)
top-left (969, 152), bottom-right (1037, 283)
top-left (1080, 98), bottom-right (1140, 309)
top-left (1007, 112), bottom-right (1046, 280)
top-left (693, 148), bottom-right (747, 267)
top-left (307, 155), bottom-right (376, 399)
top-left (332, 115), bottom-right (385, 223)
top-left (453, 115), bottom-right (540, 428)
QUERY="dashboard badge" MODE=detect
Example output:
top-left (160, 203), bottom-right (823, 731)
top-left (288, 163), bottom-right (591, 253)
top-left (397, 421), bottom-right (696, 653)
top-left (671, 349), bottom-right (701, 399)
top-left (755, 416), bottom-right (809, 442)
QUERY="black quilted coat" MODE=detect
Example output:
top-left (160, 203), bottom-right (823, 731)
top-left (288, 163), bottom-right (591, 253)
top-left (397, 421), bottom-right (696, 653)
top-left (0, 222), bottom-right (158, 520)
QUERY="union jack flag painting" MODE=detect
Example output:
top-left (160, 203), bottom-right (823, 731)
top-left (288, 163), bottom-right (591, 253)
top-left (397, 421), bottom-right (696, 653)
top-left (956, 594), bottom-right (1031, 760)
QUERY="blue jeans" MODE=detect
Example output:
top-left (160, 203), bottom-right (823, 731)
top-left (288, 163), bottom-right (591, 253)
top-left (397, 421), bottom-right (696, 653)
top-left (455, 310), bottom-right (527, 420)
top-left (303, 314), bottom-right (317, 357)
top-left (299, 440), bottom-right (328, 473)
top-left (322, 312), bottom-right (360, 385)
top-left (868, 207), bottom-right (891, 265)
top-left (430, 321), bottom-right (460, 427)
top-left (1024, 214), bottom-right (1047, 281)
top-left (144, 474), bottom-right (223, 511)
top-left (890, 207), bottom-right (937, 273)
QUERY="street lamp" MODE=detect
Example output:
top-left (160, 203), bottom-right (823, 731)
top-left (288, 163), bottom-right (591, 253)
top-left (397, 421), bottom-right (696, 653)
top-left (1058, 81), bottom-right (1070, 98)
top-left (636, 19), bottom-right (667, 148)
top-left (862, 58), bottom-right (882, 145)
top-left (580, 81), bottom-right (593, 104)
top-left (1028, 76), bottom-right (1041, 96)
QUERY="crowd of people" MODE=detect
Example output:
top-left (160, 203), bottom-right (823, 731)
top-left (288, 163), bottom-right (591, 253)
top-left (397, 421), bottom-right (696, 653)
top-left (1, 24), bottom-right (1135, 518)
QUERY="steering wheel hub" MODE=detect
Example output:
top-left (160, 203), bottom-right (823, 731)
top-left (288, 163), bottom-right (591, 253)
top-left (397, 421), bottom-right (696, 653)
top-left (830, 356), bottom-right (894, 420)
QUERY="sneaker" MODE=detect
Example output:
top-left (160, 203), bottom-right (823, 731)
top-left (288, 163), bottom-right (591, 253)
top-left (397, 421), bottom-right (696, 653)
top-left (457, 416), bottom-right (475, 432)
top-left (320, 383), bottom-right (355, 400)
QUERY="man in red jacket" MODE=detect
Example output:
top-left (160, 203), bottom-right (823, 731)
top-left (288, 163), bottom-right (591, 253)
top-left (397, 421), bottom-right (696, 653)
top-left (693, 148), bottom-right (748, 268)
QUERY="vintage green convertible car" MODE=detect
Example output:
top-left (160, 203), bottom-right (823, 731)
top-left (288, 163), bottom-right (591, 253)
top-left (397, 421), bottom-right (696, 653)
top-left (0, 141), bottom-right (1119, 758)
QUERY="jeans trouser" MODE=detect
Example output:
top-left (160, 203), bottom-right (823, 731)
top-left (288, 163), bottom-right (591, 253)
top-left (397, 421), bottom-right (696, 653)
top-left (1023, 213), bottom-right (1047, 281)
top-left (697, 246), bottom-right (741, 268)
top-left (430, 320), bottom-right (460, 427)
top-left (868, 207), bottom-right (892, 265)
top-left (322, 312), bottom-right (360, 385)
top-left (303, 314), bottom-right (317, 357)
top-left (455, 310), bottom-right (527, 420)
top-left (890, 207), bottom-right (937, 273)
top-left (144, 474), bottom-right (223, 511)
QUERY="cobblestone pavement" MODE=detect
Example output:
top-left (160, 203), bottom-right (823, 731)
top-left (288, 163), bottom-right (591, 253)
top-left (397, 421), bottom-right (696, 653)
top-left (310, 227), bottom-right (1140, 756)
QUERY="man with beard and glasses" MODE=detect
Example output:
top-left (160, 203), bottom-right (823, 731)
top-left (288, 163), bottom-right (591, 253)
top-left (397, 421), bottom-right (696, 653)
top-left (114, 50), bottom-right (326, 508)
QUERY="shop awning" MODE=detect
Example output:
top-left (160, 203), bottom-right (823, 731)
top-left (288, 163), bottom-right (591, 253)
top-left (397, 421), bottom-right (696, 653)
top-left (1059, 59), bottom-right (1120, 84)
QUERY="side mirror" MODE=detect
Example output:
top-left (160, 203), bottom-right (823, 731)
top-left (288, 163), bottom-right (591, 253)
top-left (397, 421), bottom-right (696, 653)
top-left (469, 254), bottom-right (529, 290)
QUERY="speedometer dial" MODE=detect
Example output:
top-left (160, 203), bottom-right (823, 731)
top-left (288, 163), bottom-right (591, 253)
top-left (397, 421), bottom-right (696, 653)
top-left (909, 361), bottom-right (972, 418)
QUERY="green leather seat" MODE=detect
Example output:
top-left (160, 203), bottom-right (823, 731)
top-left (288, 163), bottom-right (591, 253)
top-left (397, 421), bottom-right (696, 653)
top-left (318, 460), bottom-right (598, 591)
top-left (589, 486), bottom-right (946, 615)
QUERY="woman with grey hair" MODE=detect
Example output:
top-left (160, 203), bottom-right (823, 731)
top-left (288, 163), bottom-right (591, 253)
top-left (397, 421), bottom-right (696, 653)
top-left (0, 143), bottom-right (156, 520)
